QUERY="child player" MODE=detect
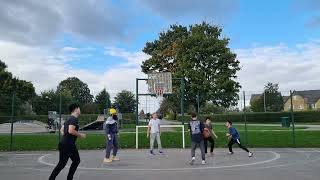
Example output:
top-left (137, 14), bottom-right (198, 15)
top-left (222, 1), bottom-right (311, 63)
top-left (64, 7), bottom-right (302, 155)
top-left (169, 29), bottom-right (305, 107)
top-left (226, 120), bottom-right (253, 157)
top-left (189, 112), bottom-right (206, 165)
top-left (103, 108), bottom-right (120, 163)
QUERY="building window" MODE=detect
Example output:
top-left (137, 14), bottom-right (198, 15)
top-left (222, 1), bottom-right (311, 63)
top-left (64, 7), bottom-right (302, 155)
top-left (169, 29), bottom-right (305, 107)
top-left (311, 104), bottom-right (315, 109)
top-left (299, 105), bottom-right (304, 110)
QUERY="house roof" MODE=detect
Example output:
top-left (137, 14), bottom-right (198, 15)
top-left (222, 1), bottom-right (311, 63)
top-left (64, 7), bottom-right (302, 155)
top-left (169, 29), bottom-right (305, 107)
top-left (293, 90), bottom-right (320, 104)
top-left (250, 90), bottom-right (320, 104)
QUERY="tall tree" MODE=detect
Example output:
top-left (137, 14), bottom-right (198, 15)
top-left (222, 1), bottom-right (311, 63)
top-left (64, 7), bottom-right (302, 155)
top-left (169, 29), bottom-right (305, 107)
top-left (0, 60), bottom-right (7, 71)
top-left (0, 60), bottom-right (36, 115)
top-left (250, 82), bottom-right (283, 112)
top-left (159, 96), bottom-right (180, 120)
top-left (82, 103), bottom-right (99, 114)
top-left (250, 97), bottom-right (264, 112)
top-left (32, 90), bottom-right (74, 115)
top-left (201, 101), bottom-right (225, 114)
top-left (264, 82), bottom-right (284, 112)
top-left (57, 77), bottom-right (93, 105)
top-left (95, 88), bottom-right (111, 114)
top-left (141, 22), bottom-right (241, 110)
top-left (114, 90), bottom-right (136, 113)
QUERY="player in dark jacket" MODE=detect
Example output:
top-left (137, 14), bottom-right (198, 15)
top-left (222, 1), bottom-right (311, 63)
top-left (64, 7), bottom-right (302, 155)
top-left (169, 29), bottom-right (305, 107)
top-left (49, 104), bottom-right (86, 180)
top-left (188, 112), bottom-right (206, 165)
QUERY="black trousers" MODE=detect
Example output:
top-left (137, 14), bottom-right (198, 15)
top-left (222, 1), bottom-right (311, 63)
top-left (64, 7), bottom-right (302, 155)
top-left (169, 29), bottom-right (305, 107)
top-left (49, 143), bottom-right (80, 180)
top-left (204, 136), bottom-right (215, 153)
top-left (228, 139), bottom-right (250, 153)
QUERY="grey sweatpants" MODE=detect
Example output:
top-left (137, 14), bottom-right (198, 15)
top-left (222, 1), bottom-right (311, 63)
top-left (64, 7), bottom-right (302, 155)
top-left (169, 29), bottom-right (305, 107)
top-left (150, 133), bottom-right (162, 151)
top-left (191, 140), bottom-right (205, 161)
top-left (105, 134), bottom-right (119, 158)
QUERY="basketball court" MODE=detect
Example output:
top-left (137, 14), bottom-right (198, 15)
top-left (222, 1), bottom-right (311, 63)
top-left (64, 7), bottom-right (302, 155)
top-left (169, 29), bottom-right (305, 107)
top-left (1, 148), bottom-right (320, 180)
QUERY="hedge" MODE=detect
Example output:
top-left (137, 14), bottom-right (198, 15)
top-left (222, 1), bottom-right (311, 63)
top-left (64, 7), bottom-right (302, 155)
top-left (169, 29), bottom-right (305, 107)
top-left (3, 111), bottom-right (320, 126)
top-left (177, 111), bottom-right (320, 123)
top-left (0, 113), bottom-right (137, 127)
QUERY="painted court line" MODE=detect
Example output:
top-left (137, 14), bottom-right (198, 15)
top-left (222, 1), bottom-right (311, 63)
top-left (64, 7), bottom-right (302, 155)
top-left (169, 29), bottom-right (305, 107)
top-left (0, 153), bottom-right (45, 156)
top-left (236, 149), bottom-right (320, 171)
top-left (37, 151), bottom-right (281, 171)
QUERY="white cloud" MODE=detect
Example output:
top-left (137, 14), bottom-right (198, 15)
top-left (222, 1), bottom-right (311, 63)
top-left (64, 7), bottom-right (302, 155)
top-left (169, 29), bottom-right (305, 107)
top-left (0, 41), bottom-right (149, 99)
top-left (236, 40), bottom-right (320, 93)
top-left (104, 47), bottom-right (150, 67)
top-left (60, 47), bottom-right (79, 53)
top-left (0, 0), bottom-right (136, 46)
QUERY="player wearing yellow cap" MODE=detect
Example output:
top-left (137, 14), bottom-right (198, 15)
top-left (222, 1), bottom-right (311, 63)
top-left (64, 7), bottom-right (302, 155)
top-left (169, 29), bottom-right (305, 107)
top-left (103, 108), bottom-right (120, 163)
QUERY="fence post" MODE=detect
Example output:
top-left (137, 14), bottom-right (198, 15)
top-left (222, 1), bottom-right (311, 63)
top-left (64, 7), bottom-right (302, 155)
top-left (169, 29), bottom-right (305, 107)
top-left (59, 92), bottom-right (62, 142)
top-left (10, 93), bottom-right (15, 151)
top-left (180, 78), bottom-right (184, 125)
top-left (290, 90), bottom-right (296, 147)
top-left (263, 92), bottom-right (266, 112)
top-left (243, 91), bottom-right (248, 146)
top-left (135, 78), bottom-right (139, 125)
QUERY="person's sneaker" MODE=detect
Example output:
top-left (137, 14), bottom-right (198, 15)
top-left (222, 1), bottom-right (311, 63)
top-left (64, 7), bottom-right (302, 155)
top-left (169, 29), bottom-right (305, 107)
top-left (103, 158), bottom-right (112, 163)
top-left (228, 152), bottom-right (234, 155)
top-left (189, 158), bottom-right (195, 165)
top-left (248, 152), bottom-right (253, 157)
top-left (150, 150), bottom-right (155, 155)
top-left (201, 160), bottom-right (206, 165)
top-left (112, 156), bottom-right (120, 161)
top-left (159, 151), bottom-right (164, 155)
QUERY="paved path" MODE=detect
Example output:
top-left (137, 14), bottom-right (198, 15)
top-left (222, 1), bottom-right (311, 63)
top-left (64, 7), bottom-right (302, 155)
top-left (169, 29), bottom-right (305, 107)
top-left (0, 121), bottom-right (48, 134)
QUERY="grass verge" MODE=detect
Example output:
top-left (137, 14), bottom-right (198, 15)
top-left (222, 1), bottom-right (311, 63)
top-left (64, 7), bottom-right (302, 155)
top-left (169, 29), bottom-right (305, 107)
top-left (0, 130), bottom-right (319, 151)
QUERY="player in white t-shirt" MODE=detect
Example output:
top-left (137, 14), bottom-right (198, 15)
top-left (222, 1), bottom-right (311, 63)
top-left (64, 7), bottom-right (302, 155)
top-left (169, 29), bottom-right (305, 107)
top-left (147, 113), bottom-right (163, 155)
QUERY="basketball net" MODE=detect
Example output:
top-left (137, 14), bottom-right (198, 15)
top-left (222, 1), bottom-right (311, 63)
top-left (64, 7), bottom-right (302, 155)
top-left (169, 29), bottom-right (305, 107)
top-left (154, 87), bottom-right (165, 98)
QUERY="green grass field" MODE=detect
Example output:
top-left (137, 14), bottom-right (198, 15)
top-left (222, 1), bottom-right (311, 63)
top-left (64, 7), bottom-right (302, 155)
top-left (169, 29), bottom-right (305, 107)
top-left (0, 129), bottom-right (319, 151)
top-left (123, 124), bottom-right (307, 132)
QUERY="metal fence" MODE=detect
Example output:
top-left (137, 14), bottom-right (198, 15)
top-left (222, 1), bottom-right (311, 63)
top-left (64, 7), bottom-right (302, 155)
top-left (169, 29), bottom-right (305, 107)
top-left (188, 90), bottom-right (320, 147)
top-left (1, 90), bottom-right (320, 151)
top-left (0, 90), bottom-right (137, 151)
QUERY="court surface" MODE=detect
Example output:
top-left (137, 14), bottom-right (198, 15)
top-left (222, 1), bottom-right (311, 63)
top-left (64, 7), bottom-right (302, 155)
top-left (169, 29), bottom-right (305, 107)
top-left (1, 148), bottom-right (320, 180)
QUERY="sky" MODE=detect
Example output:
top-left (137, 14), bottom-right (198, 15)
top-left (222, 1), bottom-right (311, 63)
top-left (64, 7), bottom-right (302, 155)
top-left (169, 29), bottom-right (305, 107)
top-left (1, 0), bottom-right (320, 112)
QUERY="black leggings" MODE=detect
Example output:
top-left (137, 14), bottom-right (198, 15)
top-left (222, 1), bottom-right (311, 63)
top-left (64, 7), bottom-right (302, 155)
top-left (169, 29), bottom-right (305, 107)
top-left (204, 136), bottom-right (215, 153)
top-left (228, 139), bottom-right (250, 153)
top-left (49, 143), bottom-right (80, 180)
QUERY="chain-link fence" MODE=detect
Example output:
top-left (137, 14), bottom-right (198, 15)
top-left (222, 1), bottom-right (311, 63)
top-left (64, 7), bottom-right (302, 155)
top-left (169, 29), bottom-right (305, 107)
top-left (182, 90), bottom-right (320, 148)
top-left (0, 90), bottom-right (138, 151)
top-left (1, 89), bottom-right (320, 151)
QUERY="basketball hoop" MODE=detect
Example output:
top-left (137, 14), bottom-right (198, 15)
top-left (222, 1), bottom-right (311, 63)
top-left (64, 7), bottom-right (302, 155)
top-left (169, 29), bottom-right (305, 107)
top-left (147, 72), bottom-right (172, 98)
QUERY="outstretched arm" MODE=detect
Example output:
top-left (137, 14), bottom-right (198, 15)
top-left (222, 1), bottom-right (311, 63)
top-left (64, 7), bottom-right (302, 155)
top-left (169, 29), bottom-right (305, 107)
top-left (212, 130), bottom-right (218, 138)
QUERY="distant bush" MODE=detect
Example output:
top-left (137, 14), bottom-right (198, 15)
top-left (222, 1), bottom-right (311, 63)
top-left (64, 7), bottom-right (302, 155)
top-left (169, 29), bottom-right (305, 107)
top-left (176, 111), bottom-right (320, 123)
